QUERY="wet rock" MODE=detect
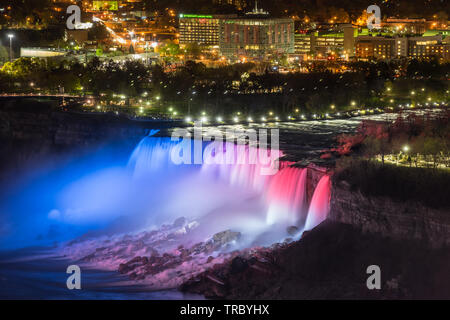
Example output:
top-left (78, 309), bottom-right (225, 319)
top-left (287, 226), bottom-right (299, 236)
top-left (284, 237), bottom-right (293, 244)
top-left (118, 263), bottom-right (130, 274)
top-left (212, 230), bottom-right (241, 246)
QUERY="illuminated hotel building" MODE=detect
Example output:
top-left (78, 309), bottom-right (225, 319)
top-left (218, 6), bottom-right (294, 60)
top-left (179, 14), bottom-right (235, 47)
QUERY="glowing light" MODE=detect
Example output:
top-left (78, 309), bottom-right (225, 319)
top-left (403, 145), bottom-right (409, 152)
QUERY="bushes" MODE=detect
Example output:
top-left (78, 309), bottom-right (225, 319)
top-left (335, 158), bottom-right (450, 209)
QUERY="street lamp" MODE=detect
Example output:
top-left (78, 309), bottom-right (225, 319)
top-left (7, 34), bottom-right (14, 62)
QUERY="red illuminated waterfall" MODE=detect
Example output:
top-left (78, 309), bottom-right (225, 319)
top-left (304, 175), bottom-right (331, 231)
top-left (201, 140), bottom-right (330, 232)
top-left (265, 167), bottom-right (308, 226)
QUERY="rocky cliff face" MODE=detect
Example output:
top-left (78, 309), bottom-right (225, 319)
top-left (329, 180), bottom-right (450, 247)
top-left (0, 99), bottom-right (160, 181)
top-left (0, 102), bottom-right (151, 148)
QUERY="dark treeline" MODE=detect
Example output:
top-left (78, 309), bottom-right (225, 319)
top-left (0, 57), bottom-right (448, 116)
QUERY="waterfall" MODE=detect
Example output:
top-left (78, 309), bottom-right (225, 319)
top-left (265, 167), bottom-right (308, 226)
top-left (128, 137), bottom-right (330, 233)
top-left (304, 175), bottom-right (331, 231)
top-left (127, 137), bottom-right (182, 176)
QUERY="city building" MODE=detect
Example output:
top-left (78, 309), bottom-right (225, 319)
top-left (218, 5), bottom-right (294, 60)
top-left (408, 35), bottom-right (449, 61)
top-left (355, 34), bottom-right (450, 62)
top-left (356, 36), bottom-right (395, 60)
top-left (382, 18), bottom-right (427, 34)
top-left (312, 31), bottom-right (344, 56)
top-left (91, 0), bottom-right (119, 11)
top-left (293, 24), bottom-right (356, 59)
top-left (179, 14), bottom-right (234, 47)
top-left (294, 32), bottom-right (311, 56)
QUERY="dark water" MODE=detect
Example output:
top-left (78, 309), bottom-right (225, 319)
top-left (0, 248), bottom-right (203, 300)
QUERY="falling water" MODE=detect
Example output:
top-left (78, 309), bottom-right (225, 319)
top-left (265, 167), bottom-right (308, 227)
top-left (304, 175), bottom-right (331, 231)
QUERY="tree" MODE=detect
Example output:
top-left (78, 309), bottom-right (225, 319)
top-left (184, 43), bottom-right (202, 59)
top-left (0, 46), bottom-right (8, 65)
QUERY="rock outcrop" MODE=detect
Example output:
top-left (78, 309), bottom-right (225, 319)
top-left (329, 180), bottom-right (450, 247)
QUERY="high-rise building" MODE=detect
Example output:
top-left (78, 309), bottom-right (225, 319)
top-left (218, 5), bottom-right (294, 60)
top-left (179, 14), bottom-right (235, 47)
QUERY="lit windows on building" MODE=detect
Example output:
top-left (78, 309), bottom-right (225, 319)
top-left (179, 14), bottom-right (234, 46)
top-left (219, 17), bottom-right (294, 59)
